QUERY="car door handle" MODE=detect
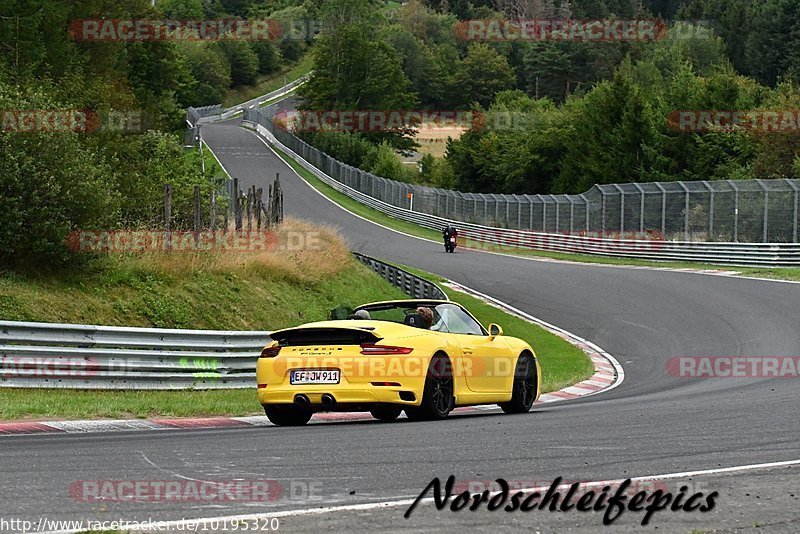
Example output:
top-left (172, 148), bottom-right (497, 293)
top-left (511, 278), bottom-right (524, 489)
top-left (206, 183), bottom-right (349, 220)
top-left (463, 347), bottom-right (474, 354)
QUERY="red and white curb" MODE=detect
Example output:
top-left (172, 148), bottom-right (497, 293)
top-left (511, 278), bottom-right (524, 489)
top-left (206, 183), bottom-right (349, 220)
top-left (0, 284), bottom-right (622, 437)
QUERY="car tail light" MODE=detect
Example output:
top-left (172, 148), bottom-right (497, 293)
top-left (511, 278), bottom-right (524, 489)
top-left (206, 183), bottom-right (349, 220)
top-left (360, 344), bottom-right (413, 355)
top-left (260, 345), bottom-right (281, 358)
top-left (371, 381), bottom-right (402, 387)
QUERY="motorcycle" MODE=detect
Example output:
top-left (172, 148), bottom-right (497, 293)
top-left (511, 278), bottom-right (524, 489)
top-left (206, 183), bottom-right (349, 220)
top-left (444, 233), bottom-right (457, 253)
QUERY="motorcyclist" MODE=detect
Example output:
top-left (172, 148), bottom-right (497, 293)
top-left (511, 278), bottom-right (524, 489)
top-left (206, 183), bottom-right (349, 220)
top-left (443, 225), bottom-right (458, 252)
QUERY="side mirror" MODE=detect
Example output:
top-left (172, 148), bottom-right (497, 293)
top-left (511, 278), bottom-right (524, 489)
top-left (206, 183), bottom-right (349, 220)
top-left (488, 323), bottom-right (503, 339)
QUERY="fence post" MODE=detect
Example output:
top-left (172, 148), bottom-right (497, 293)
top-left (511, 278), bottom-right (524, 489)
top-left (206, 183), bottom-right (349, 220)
top-left (569, 197), bottom-right (575, 234)
top-left (164, 184), bottom-right (172, 251)
top-left (679, 182), bottom-right (689, 241)
top-left (655, 183), bottom-right (666, 237)
top-left (702, 181), bottom-right (714, 240)
top-left (193, 185), bottom-right (201, 235)
top-left (601, 189), bottom-right (606, 236)
top-left (246, 185), bottom-right (253, 233)
top-left (580, 194), bottom-right (589, 233)
top-left (539, 195), bottom-right (546, 231)
top-left (787, 179), bottom-right (799, 243)
top-left (730, 181), bottom-right (739, 242)
top-left (553, 196), bottom-right (559, 233)
top-left (613, 184), bottom-right (624, 234)
top-left (234, 178), bottom-right (243, 233)
top-left (210, 189), bottom-right (217, 233)
top-left (633, 183), bottom-right (645, 233)
top-left (756, 179), bottom-right (769, 243)
top-left (256, 187), bottom-right (263, 231)
top-left (529, 200), bottom-right (534, 230)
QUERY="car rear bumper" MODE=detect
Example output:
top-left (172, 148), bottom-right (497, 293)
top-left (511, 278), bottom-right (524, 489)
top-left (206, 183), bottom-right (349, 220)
top-left (257, 355), bottom-right (427, 407)
top-left (258, 386), bottom-right (420, 407)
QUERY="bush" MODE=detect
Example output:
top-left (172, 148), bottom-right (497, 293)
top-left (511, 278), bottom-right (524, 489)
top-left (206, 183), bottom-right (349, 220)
top-left (0, 92), bottom-right (117, 266)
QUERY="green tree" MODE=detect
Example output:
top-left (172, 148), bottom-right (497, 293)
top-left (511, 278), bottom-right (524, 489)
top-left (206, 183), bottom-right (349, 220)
top-left (216, 40), bottom-right (259, 86)
top-left (450, 43), bottom-right (515, 108)
top-left (251, 41), bottom-right (280, 74)
top-left (300, 0), bottom-right (417, 151)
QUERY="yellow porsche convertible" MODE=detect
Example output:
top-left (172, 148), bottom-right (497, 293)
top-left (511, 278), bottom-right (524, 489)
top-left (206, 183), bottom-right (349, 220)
top-left (256, 299), bottom-right (540, 426)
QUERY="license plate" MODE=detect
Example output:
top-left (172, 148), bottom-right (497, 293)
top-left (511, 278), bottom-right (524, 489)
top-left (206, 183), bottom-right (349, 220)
top-left (290, 369), bottom-right (340, 384)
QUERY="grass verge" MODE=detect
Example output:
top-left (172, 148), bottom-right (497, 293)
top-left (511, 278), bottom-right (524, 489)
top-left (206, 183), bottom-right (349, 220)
top-left (270, 146), bottom-right (800, 282)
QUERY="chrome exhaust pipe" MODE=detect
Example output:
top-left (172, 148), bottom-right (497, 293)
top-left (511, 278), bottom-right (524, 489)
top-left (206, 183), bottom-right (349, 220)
top-left (321, 393), bottom-right (336, 407)
top-left (294, 394), bottom-right (310, 406)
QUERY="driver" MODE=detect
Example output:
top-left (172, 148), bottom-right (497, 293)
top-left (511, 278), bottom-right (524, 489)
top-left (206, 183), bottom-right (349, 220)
top-left (416, 306), bottom-right (434, 329)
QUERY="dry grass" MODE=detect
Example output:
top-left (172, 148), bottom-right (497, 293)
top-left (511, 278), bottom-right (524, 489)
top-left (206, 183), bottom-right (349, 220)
top-left (414, 125), bottom-right (467, 158)
top-left (127, 218), bottom-right (350, 285)
top-left (0, 219), bottom-right (408, 329)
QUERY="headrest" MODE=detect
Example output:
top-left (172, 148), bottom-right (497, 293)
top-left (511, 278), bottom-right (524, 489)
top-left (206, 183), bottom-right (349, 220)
top-left (404, 313), bottom-right (426, 328)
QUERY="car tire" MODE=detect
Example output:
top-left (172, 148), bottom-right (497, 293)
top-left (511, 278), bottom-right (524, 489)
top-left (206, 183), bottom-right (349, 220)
top-left (405, 355), bottom-right (454, 421)
top-left (500, 353), bottom-right (538, 414)
top-left (263, 405), bottom-right (313, 426)
top-left (370, 407), bottom-right (402, 421)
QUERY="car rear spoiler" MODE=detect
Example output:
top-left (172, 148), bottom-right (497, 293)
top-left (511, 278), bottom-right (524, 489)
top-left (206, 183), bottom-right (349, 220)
top-left (270, 326), bottom-right (382, 346)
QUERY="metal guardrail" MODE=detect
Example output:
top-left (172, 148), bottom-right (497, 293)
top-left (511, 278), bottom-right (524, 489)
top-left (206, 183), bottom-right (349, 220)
top-left (0, 321), bottom-right (271, 389)
top-left (187, 75), bottom-right (309, 128)
top-left (244, 111), bottom-right (800, 266)
top-left (0, 255), bottom-right (445, 389)
top-left (353, 252), bottom-right (448, 300)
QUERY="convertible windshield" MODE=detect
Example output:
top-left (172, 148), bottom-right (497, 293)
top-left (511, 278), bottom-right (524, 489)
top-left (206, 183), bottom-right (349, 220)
top-left (355, 302), bottom-right (486, 335)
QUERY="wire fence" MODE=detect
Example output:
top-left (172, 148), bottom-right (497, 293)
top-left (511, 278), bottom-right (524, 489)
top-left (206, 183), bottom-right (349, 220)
top-left (244, 107), bottom-right (800, 244)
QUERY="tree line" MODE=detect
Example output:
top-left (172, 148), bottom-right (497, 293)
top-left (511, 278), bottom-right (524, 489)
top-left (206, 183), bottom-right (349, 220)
top-left (296, 0), bottom-right (800, 194)
top-left (0, 0), bottom-right (312, 267)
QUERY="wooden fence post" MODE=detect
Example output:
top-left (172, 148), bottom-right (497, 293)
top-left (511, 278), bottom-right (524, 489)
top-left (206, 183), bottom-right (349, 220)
top-left (164, 184), bottom-right (172, 251)
top-left (193, 185), bottom-right (201, 234)
top-left (256, 187), bottom-right (263, 231)
top-left (233, 178), bottom-right (242, 233)
top-left (210, 189), bottom-right (217, 233)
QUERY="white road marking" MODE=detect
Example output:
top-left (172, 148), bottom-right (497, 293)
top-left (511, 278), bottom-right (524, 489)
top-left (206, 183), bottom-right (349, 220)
top-left (43, 458), bottom-right (800, 533)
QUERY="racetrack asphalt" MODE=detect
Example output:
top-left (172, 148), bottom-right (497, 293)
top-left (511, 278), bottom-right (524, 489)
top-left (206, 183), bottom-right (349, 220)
top-left (1, 117), bottom-right (798, 533)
